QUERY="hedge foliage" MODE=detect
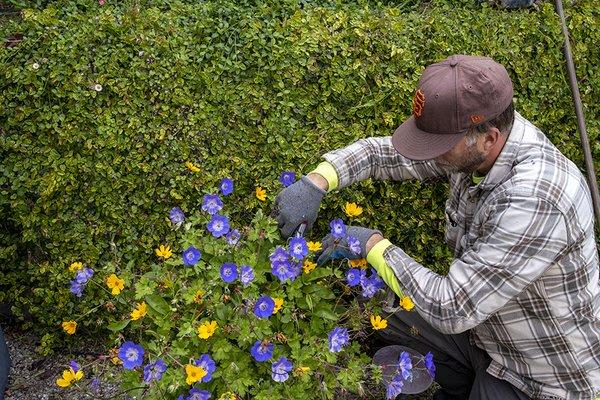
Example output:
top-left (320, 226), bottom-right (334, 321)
top-left (1, 0), bottom-right (599, 344)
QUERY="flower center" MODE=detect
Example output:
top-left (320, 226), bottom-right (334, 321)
top-left (126, 348), bottom-right (138, 361)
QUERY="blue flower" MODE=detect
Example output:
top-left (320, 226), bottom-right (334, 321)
top-left (269, 246), bottom-right (290, 265)
top-left (328, 327), bottom-right (349, 353)
top-left (226, 229), bottom-right (240, 246)
top-left (118, 341), bottom-right (145, 370)
top-left (220, 262), bottom-right (238, 283)
top-left (361, 269), bottom-right (384, 298)
top-left (347, 236), bottom-right (361, 254)
top-left (386, 374), bottom-right (404, 400)
top-left (220, 178), bottom-right (234, 196)
top-left (69, 360), bottom-right (80, 372)
top-left (201, 194), bottom-right (223, 215)
top-left (143, 359), bottom-right (167, 383)
top-left (194, 354), bottom-right (216, 383)
top-left (90, 378), bottom-right (100, 393)
top-left (70, 280), bottom-right (84, 297)
top-left (271, 357), bottom-right (293, 382)
top-left (271, 260), bottom-right (301, 282)
top-left (187, 388), bottom-right (211, 400)
top-left (251, 340), bottom-right (274, 362)
top-left (75, 267), bottom-right (94, 284)
top-left (182, 246), bottom-right (201, 266)
top-left (289, 237), bottom-right (308, 260)
top-left (425, 351), bottom-right (436, 378)
top-left (346, 268), bottom-right (362, 286)
top-left (254, 296), bottom-right (275, 319)
top-left (279, 171), bottom-right (296, 187)
top-left (329, 218), bottom-right (346, 238)
top-left (169, 207), bottom-right (185, 224)
top-left (398, 351), bottom-right (412, 380)
top-left (240, 265), bottom-right (255, 286)
top-left (207, 214), bottom-right (230, 238)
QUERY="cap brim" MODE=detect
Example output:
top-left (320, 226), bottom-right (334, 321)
top-left (391, 116), bottom-right (467, 161)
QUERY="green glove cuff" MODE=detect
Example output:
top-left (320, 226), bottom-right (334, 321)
top-left (366, 239), bottom-right (404, 298)
top-left (310, 161), bottom-right (339, 192)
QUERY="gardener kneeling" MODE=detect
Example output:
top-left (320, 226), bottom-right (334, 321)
top-left (273, 55), bottom-right (600, 400)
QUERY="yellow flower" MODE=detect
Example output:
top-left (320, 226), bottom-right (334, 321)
top-left (344, 202), bottom-right (363, 217)
top-left (294, 366), bottom-right (311, 376)
top-left (307, 241), bottom-right (322, 252)
top-left (302, 260), bottom-right (317, 274)
top-left (131, 301), bottom-right (147, 321)
top-left (370, 315), bottom-right (388, 330)
top-left (111, 356), bottom-right (121, 365)
top-left (69, 262), bottom-right (83, 272)
top-left (106, 274), bottom-right (125, 295)
top-left (273, 298), bottom-right (284, 314)
top-left (56, 367), bottom-right (83, 388)
top-left (255, 187), bottom-right (266, 201)
top-left (62, 320), bottom-right (77, 335)
top-left (219, 392), bottom-right (237, 400)
top-left (349, 258), bottom-right (368, 269)
top-left (185, 364), bottom-right (207, 385)
top-left (155, 245), bottom-right (173, 259)
top-left (185, 161), bottom-right (200, 172)
top-left (400, 296), bottom-right (415, 311)
top-left (193, 289), bottom-right (204, 303)
top-left (197, 320), bottom-right (218, 339)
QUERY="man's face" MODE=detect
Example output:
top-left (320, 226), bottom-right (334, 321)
top-left (433, 134), bottom-right (486, 174)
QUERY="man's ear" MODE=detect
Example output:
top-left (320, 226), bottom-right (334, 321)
top-left (482, 127), bottom-right (501, 152)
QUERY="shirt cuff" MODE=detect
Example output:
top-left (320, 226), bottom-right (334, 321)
top-left (310, 162), bottom-right (339, 192)
top-left (366, 239), bottom-right (405, 298)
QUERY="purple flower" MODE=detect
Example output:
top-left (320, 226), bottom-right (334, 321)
top-left (330, 218), bottom-right (346, 238)
top-left (169, 207), bottom-right (185, 224)
top-left (386, 374), bottom-right (404, 399)
top-left (201, 194), bottom-right (223, 215)
top-left (289, 237), bottom-right (308, 260)
top-left (69, 360), bottom-right (80, 372)
top-left (328, 327), bottom-right (349, 353)
top-left (194, 354), bottom-right (216, 383)
top-left (182, 246), bottom-right (201, 266)
top-left (251, 340), bottom-right (274, 362)
top-left (143, 359), bottom-right (167, 383)
top-left (118, 341), bottom-right (144, 370)
top-left (187, 388), bottom-right (211, 400)
top-left (347, 236), bottom-right (361, 254)
top-left (207, 214), bottom-right (230, 237)
top-left (220, 178), bottom-right (234, 196)
top-left (346, 268), bottom-right (361, 286)
top-left (269, 246), bottom-right (290, 265)
top-left (226, 229), bottom-right (240, 246)
top-left (70, 280), bottom-right (84, 297)
top-left (271, 357), bottom-right (293, 382)
top-left (425, 351), bottom-right (436, 378)
top-left (254, 296), bottom-right (275, 319)
top-left (220, 262), bottom-right (238, 283)
top-left (75, 267), bottom-right (94, 284)
top-left (361, 269), bottom-right (384, 298)
top-left (398, 351), bottom-right (412, 380)
top-left (90, 378), bottom-right (100, 393)
top-left (271, 260), bottom-right (301, 282)
top-left (279, 171), bottom-right (296, 187)
top-left (240, 265), bottom-right (255, 286)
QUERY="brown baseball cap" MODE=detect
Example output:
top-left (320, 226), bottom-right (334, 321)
top-left (391, 55), bottom-right (514, 160)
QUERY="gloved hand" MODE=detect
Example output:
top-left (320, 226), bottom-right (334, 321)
top-left (315, 226), bottom-right (381, 266)
top-left (272, 176), bottom-right (326, 239)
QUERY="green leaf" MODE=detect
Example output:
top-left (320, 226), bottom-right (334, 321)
top-left (107, 319), bottom-right (131, 332)
top-left (145, 294), bottom-right (171, 315)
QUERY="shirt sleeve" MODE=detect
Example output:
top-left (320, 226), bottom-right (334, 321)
top-left (319, 136), bottom-right (447, 190)
top-left (379, 194), bottom-right (570, 334)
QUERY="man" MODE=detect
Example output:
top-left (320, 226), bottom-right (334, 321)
top-left (273, 55), bottom-right (600, 399)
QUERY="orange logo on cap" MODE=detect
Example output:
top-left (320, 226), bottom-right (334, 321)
top-left (470, 114), bottom-right (484, 124)
top-left (412, 89), bottom-right (425, 118)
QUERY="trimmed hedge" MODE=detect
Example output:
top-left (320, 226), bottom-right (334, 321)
top-left (1, 0), bottom-right (599, 343)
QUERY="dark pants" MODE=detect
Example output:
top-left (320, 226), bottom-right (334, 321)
top-left (377, 310), bottom-right (530, 400)
top-left (0, 326), bottom-right (9, 400)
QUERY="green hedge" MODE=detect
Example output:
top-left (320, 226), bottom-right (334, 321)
top-left (1, 0), bottom-right (599, 340)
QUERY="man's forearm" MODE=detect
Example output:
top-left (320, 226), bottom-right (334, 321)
top-left (306, 172), bottom-right (329, 192)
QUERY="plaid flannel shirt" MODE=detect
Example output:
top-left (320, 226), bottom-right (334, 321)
top-left (320, 112), bottom-right (600, 399)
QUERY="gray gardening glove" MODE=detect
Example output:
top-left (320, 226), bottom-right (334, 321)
top-left (272, 176), bottom-right (326, 239)
top-left (315, 226), bottom-right (381, 266)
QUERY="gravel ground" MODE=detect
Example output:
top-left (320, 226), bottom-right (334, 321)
top-left (2, 326), bottom-right (437, 400)
top-left (3, 327), bottom-right (121, 400)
